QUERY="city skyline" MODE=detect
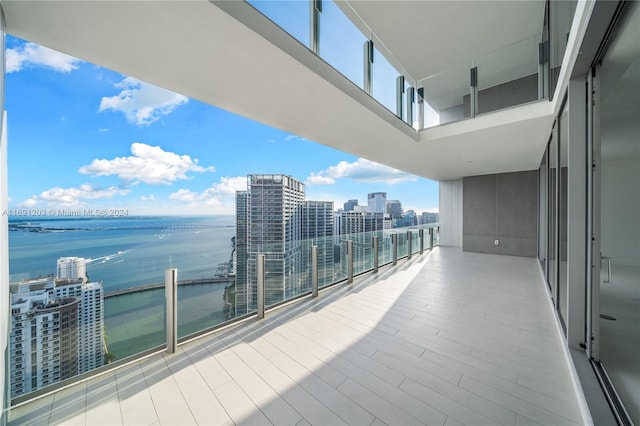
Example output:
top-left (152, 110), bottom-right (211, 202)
top-left (5, 36), bottom-right (439, 217)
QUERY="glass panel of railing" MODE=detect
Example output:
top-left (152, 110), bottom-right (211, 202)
top-left (175, 216), bottom-right (248, 339)
top-left (372, 46), bottom-right (400, 113)
top-left (420, 61), bottom-right (471, 128)
top-left (335, 237), bottom-right (350, 282)
top-left (380, 231), bottom-right (394, 266)
top-left (411, 231), bottom-right (420, 255)
top-left (314, 234), bottom-right (338, 289)
top-left (397, 232), bottom-right (408, 259)
top-left (249, 240), bottom-right (311, 309)
top-left (319, 0), bottom-right (366, 88)
top-left (425, 227), bottom-right (433, 250)
top-left (8, 216), bottom-right (171, 400)
top-left (246, 0), bottom-right (310, 48)
top-left (354, 230), bottom-right (375, 275)
top-left (475, 34), bottom-right (541, 115)
top-left (550, 0), bottom-right (577, 96)
top-left (340, 232), bottom-right (373, 276)
top-left (362, 230), bottom-right (375, 272)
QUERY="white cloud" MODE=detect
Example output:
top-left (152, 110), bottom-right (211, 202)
top-left (18, 184), bottom-right (129, 208)
top-left (79, 142), bottom-right (214, 185)
top-left (140, 194), bottom-right (156, 202)
top-left (99, 77), bottom-right (188, 126)
top-left (306, 158), bottom-right (417, 185)
top-left (169, 176), bottom-right (247, 212)
top-left (6, 42), bottom-right (81, 73)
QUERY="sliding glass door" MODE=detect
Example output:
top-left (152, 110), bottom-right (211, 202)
top-left (590, 2), bottom-right (640, 423)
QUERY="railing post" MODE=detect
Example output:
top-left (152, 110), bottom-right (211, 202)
top-left (165, 268), bottom-right (177, 354)
top-left (347, 240), bottom-right (354, 283)
top-left (311, 245), bottom-right (318, 298)
top-left (310, 0), bottom-right (321, 55)
top-left (417, 87), bottom-right (425, 130)
top-left (470, 65), bottom-right (478, 118)
top-left (373, 236), bottom-right (379, 273)
top-left (419, 228), bottom-right (424, 254)
top-left (257, 254), bottom-right (265, 319)
top-left (429, 227), bottom-right (434, 248)
top-left (363, 40), bottom-right (374, 95)
top-left (396, 75), bottom-right (404, 119)
top-left (406, 86), bottom-right (415, 126)
top-left (538, 41), bottom-right (545, 99)
top-left (392, 233), bottom-right (398, 265)
top-left (407, 231), bottom-right (412, 260)
top-left (538, 40), bottom-right (549, 99)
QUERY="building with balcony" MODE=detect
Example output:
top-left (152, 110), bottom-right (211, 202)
top-left (0, 0), bottom-right (638, 425)
top-left (8, 271), bottom-right (105, 400)
top-left (9, 280), bottom-right (80, 399)
top-left (52, 280), bottom-right (104, 375)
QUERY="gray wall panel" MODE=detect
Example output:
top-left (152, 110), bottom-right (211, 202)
top-left (463, 170), bottom-right (538, 257)
top-left (463, 174), bottom-right (496, 236)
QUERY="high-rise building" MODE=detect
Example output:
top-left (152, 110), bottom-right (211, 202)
top-left (386, 200), bottom-right (403, 219)
top-left (9, 258), bottom-right (104, 398)
top-left (53, 279), bottom-right (104, 374)
top-left (300, 200), bottom-right (335, 286)
top-left (343, 199), bottom-right (358, 212)
top-left (234, 190), bottom-right (249, 317)
top-left (56, 257), bottom-right (87, 282)
top-left (394, 210), bottom-right (418, 228)
top-left (248, 174), bottom-right (305, 306)
top-left (235, 176), bottom-right (335, 313)
top-left (367, 192), bottom-right (387, 213)
top-left (420, 212), bottom-right (439, 225)
top-left (338, 211), bottom-right (384, 273)
top-left (9, 278), bottom-right (80, 398)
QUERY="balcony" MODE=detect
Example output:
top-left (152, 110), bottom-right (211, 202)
top-left (9, 247), bottom-right (585, 425)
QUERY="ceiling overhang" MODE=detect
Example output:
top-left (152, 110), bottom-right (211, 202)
top-left (1, 0), bottom-right (553, 181)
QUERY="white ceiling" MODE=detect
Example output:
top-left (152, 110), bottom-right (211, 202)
top-left (339, 0), bottom-right (546, 83)
top-left (1, 0), bottom-right (554, 182)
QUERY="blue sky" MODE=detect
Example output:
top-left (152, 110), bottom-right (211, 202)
top-left (5, 35), bottom-right (438, 216)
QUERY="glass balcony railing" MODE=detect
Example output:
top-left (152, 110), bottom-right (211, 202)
top-left (420, 33), bottom-right (545, 129)
top-left (244, 0), bottom-right (561, 131)
top-left (9, 220), bottom-right (438, 403)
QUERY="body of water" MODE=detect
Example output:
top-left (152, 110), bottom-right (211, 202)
top-left (9, 215), bottom-right (235, 290)
top-left (9, 215), bottom-right (236, 360)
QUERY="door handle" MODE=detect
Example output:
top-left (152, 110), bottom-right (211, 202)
top-left (601, 255), bottom-right (612, 283)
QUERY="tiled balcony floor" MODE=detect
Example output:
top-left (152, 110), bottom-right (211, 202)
top-left (9, 247), bottom-right (585, 425)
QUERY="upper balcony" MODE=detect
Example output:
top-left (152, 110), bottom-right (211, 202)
top-left (1, 0), bottom-right (580, 182)
top-left (9, 247), bottom-right (587, 425)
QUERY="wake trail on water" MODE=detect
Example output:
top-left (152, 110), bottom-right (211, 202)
top-left (87, 249), bottom-right (131, 265)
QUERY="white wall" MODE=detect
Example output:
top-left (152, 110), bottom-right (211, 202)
top-left (1, 4), bottom-right (7, 421)
top-left (601, 158), bottom-right (640, 266)
top-left (439, 180), bottom-right (463, 248)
